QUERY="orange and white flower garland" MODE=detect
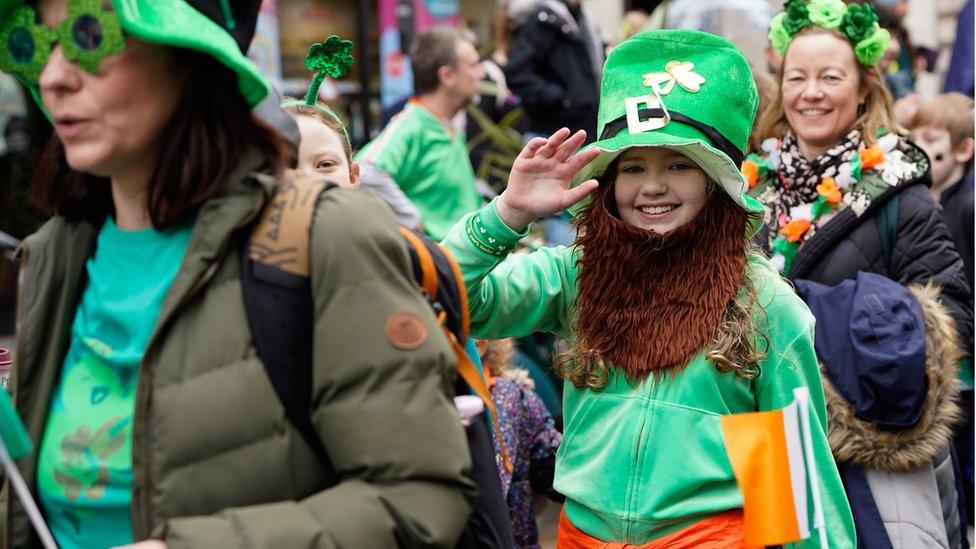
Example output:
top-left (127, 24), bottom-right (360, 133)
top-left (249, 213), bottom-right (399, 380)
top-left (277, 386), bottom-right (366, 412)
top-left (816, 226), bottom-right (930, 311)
top-left (743, 133), bottom-right (913, 274)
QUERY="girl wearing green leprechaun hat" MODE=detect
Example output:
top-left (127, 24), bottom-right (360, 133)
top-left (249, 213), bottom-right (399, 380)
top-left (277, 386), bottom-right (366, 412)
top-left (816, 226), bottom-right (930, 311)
top-left (748, 1), bottom-right (971, 547)
top-left (442, 28), bottom-right (856, 547)
top-left (0, 0), bottom-right (476, 547)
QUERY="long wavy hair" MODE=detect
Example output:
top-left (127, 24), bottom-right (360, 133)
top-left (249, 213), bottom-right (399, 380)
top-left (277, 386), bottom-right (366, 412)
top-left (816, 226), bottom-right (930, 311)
top-left (557, 165), bottom-right (769, 389)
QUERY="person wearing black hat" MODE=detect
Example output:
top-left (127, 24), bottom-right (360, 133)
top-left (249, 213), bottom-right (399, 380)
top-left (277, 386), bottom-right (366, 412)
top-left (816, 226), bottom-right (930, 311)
top-left (0, 0), bottom-right (475, 547)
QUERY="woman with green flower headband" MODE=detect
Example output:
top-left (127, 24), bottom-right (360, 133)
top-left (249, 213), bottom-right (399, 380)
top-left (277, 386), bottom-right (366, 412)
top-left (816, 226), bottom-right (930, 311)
top-left (0, 0), bottom-right (476, 547)
top-left (748, 1), bottom-right (972, 547)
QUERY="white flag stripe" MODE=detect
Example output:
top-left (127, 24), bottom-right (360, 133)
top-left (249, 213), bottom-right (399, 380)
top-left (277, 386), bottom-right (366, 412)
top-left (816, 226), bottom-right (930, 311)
top-left (794, 387), bottom-right (829, 549)
top-left (783, 398), bottom-right (810, 540)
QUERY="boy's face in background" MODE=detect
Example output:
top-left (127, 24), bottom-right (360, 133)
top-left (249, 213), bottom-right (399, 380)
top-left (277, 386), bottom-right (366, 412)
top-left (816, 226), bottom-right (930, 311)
top-left (912, 125), bottom-right (969, 189)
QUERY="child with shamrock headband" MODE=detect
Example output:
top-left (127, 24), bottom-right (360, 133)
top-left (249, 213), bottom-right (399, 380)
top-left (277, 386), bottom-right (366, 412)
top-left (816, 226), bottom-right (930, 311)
top-left (281, 35), bottom-right (427, 228)
top-left (442, 28), bottom-right (855, 547)
top-left (0, 0), bottom-right (476, 547)
top-left (749, 1), bottom-right (972, 546)
top-left (281, 35), bottom-right (360, 188)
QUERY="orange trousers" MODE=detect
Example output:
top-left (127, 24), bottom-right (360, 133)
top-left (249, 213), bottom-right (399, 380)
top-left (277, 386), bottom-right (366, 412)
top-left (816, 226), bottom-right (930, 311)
top-left (557, 508), bottom-right (762, 549)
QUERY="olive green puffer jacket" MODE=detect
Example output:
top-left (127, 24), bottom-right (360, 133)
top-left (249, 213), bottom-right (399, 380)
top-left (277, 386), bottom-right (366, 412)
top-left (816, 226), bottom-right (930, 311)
top-left (1, 153), bottom-right (476, 548)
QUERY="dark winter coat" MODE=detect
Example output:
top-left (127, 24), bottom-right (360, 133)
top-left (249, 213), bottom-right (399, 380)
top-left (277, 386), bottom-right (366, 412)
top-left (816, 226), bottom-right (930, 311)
top-left (1, 153), bottom-right (476, 548)
top-left (939, 172), bottom-right (974, 300)
top-left (798, 276), bottom-right (965, 547)
top-left (825, 283), bottom-right (965, 548)
top-left (503, 0), bottom-right (603, 141)
top-left (754, 142), bottom-right (973, 352)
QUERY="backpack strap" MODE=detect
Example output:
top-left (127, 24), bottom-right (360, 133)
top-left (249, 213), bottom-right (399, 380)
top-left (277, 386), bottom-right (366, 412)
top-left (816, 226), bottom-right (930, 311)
top-left (241, 171), bottom-right (338, 481)
top-left (244, 176), bottom-right (511, 476)
top-left (398, 227), bottom-right (512, 473)
top-left (399, 227), bottom-right (439, 298)
top-left (875, 194), bottom-right (900, 275)
top-left (248, 172), bottom-right (330, 277)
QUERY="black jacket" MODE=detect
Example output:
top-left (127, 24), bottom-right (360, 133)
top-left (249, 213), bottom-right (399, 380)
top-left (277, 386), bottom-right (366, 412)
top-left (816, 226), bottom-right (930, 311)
top-left (939, 172), bottom-right (974, 297)
top-left (504, 1), bottom-right (602, 140)
top-left (762, 164), bottom-right (974, 354)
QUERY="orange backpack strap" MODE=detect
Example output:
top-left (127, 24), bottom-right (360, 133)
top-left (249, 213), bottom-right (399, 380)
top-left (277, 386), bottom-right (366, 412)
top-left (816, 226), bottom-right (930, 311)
top-left (397, 227), bottom-right (512, 473)
top-left (399, 227), bottom-right (439, 298)
top-left (449, 332), bottom-right (513, 474)
top-left (438, 241), bottom-right (471, 342)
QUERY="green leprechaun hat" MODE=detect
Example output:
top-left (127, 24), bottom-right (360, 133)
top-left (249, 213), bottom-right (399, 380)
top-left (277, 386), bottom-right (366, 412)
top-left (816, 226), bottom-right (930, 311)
top-left (0, 0), bottom-right (269, 107)
top-left (572, 29), bottom-right (765, 218)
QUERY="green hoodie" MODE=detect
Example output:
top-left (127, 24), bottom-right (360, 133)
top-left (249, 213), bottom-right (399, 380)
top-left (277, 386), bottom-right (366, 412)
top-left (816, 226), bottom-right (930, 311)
top-left (442, 199), bottom-right (856, 546)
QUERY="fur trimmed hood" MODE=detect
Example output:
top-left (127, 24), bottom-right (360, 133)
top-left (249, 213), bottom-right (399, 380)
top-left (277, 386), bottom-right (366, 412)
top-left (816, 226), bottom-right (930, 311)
top-left (824, 283), bottom-right (963, 471)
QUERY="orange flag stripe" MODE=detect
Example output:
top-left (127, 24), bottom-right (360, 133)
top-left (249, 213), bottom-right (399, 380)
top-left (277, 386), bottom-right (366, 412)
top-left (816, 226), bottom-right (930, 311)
top-left (721, 409), bottom-right (803, 546)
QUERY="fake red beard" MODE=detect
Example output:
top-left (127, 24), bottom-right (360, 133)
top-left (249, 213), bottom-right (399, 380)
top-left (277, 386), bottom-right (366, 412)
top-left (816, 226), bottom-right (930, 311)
top-left (571, 185), bottom-right (747, 382)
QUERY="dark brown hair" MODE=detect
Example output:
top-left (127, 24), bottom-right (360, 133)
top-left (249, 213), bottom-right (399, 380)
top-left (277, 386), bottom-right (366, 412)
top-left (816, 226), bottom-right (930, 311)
top-left (32, 49), bottom-right (289, 229)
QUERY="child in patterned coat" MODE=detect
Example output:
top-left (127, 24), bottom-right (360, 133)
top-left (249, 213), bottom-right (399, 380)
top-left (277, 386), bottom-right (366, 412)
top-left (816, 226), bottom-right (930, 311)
top-left (478, 339), bottom-right (562, 549)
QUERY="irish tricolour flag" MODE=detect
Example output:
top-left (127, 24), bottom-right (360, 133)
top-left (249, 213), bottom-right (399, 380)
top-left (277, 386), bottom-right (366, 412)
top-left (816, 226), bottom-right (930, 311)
top-left (721, 387), bottom-right (827, 548)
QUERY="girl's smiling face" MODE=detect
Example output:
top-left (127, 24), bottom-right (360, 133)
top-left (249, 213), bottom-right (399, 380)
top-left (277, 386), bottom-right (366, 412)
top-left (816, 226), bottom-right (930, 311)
top-left (295, 114), bottom-right (360, 187)
top-left (612, 147), bottom-right (710, 233)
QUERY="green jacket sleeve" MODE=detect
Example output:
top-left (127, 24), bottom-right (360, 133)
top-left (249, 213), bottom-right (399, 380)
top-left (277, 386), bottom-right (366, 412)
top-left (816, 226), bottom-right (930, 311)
top-left (751, 260), bottom-right (857, 548)
top-left (441, 199), bottom-right (578, 340)
top-left (161, 190), bottom-right (476, 548)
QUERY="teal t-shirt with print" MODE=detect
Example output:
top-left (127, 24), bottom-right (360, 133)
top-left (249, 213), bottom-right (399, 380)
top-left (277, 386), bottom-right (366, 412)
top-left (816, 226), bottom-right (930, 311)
top-left (37, 217), bottom-right (192, 549)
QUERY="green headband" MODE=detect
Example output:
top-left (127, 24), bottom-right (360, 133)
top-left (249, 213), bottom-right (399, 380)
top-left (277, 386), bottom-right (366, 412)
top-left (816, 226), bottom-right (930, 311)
top-left (769, 0), bottom-right (891, 66)
top-left (282, 34), bottom-right (354, 143)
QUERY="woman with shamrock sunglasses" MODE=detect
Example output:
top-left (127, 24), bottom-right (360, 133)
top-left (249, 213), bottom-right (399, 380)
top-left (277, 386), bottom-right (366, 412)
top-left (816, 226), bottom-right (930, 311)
top-left (0, 1), bottom-right (475, 548)
top-left (748, 1), bottom-right (972, 547)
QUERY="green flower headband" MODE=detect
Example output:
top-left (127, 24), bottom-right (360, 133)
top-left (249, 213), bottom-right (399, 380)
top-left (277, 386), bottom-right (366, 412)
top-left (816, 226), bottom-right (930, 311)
top-left (281, 35), bottom-right (354, 142)
top-left (769, 0), bottom-right (891, 66)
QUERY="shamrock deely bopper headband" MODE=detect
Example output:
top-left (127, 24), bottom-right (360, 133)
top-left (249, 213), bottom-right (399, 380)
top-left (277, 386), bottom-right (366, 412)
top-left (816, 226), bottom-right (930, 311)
top-left (769, 0), bottom-right (891, 66)
top-left (281, 35), bottom-right (355, 140)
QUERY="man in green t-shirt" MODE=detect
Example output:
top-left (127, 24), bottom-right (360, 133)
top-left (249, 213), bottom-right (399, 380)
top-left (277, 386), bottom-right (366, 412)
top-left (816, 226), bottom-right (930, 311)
top-left (358, 26), bottom-right (486, 240)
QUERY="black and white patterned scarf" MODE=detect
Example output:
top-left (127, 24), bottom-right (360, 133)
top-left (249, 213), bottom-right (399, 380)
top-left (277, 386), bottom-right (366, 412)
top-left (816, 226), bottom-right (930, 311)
top-left (770, 129), bottom-right (862, 232)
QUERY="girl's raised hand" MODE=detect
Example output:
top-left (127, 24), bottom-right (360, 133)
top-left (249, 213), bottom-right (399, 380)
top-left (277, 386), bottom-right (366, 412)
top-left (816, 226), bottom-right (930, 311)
top-left (496, 128), bottom-right (601, 232)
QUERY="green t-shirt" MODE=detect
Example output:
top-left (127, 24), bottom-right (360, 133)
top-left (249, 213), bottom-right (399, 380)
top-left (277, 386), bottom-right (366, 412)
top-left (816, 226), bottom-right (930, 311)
top-left (357, 102), bottom-right (484, 240)
top-left (37, 217), bottom-right (192, 549)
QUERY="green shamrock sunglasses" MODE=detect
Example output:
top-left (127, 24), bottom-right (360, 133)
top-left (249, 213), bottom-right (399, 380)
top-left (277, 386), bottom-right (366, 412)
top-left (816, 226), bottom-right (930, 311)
top-left (0, 0), bottom-right (125, 85)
